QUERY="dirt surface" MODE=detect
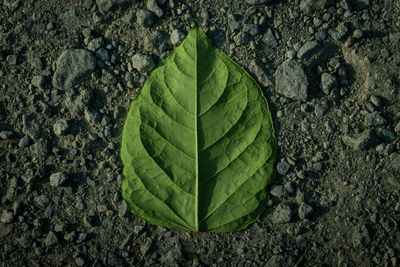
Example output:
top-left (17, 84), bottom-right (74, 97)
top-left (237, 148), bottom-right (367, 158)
top-left (1, 0), bottom-right (400, 266)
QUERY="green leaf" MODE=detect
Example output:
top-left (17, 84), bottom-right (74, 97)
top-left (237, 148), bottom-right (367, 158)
top-left (121, 24), bottom-right (277, 232)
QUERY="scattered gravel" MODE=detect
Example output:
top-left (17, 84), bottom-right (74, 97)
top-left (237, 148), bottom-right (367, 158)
top-left (1, 0), bottom-right (399, 266)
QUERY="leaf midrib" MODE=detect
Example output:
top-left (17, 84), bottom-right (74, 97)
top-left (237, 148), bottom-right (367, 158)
top-left (194, 28), bottom-right (199, 231)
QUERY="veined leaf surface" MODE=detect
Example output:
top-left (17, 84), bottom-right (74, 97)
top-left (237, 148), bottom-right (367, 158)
top-left (121, 24), bottom-right (277, 232)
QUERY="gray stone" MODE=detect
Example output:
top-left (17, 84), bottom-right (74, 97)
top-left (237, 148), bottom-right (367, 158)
top-left (118, 201), bottom-right (128, 218)
top-left (108, 252), bottom-right (124, 266)
top-left (22, 115), bottom-right (42, 141)
top-left (243, 23), bottom-right (259, 36)
top-left (53, 119), bottom-right (69, 135)
top-left (144, 31), bottom-right (169, 54)
top-left (1, 210), bottom-right (13, 223)
top-left (342, 129), bottom-right (376, 150)
top-left (389, 32), bottom-right (400, 43)
top-left (140, 238), bottom-right (153, 256)
top-left (286, 49), bottom-right (296, 59)
top-left (364, 112), bottom-right (387, 127)
top-left (266, 255), bottom-right (292, 267)
top-left (6, 54), bottom-right (17, 65)
top-left (297, 41), bottom-right (320, 60)
top-left (274, 60), bottom-right (308, 101)
top-left (34, 195), bottom-right (50, 208)
top-left (132, 53), bottom-right (155, 73)
top-left (147, 0), bottom-right (163, 17)
top-left (262, 28), bottom-right (278, 47)
top-left (353, 29), bottom-right (364, 39)
top-left (389, 153), bottom-right (400, 171)
top-left (388, 176), bottom-right (400, 188)
top-left (30, 138), bottom-right (49, 157)
top-left (50, 172), bottom-right (68, 187)
top-left (277, 161), bottom-right (291, 175)
top-left (96, 48), bottom-right (110, 61)
top-left (31, 75), bottom-right (45, 89)
top-left (18, 135), bottom-right (30, 148)
top-left (133, 225), bottom-right (145, 234)
top-left (354, 0), bottom-right (370, 10)
top-left (136, 9), bottom-right (154, 27)
top-left (246, 0), bottom-right (271, 4)
top-left (300, 0), bottom-right (338, 13)
top-left (272, 203), bottom-right (292, 224)
top-left (76, 233), bottom-right (87, 243)
top-left (96, 0), bottom-right (115, 12)
top-left (233, 32), bottom-right (250, 46)
top-left (170, 29), bottom-right (185, 46)
top-left (85, 109), bottom-right (101, 125)
top-left (296, 236), bottom-right (308, 248)
top-left (45, 231), bottom-right (59, 246)
top-left (370, 95), bottom-right (381, 107)
top-left (352, 226), bottom-right (370, 248)
top-left (381, 129), bottom-right (396, 142)
top-left (101, 69), bottom-right (116, 85)
top-left (30, 58), bottom-right (43, 70)
top-left (270, 185), bottom-right (285, 197)
top-left (395, 121), bottom-right (400, 133)
top-left (320, 73), bottom-right (338, 94)
top-left (314, 103), bottom-right (328, 117)
top-left (52, 49), bottom-right (96, 90)
top-left (284, 181), bottom-right (295, 194)
top-left (88, 37), bottom-right (104, 52)
top-left (249, 59), bottom-right (273, 87)
top-left (375, 143), bottom-right (394, 155)
top-left (298, 202), bottom-right (313, 219)
top-left (160, 248), bottom-right (182, 265)
top-left (54, 223), bottom-right (68, 233)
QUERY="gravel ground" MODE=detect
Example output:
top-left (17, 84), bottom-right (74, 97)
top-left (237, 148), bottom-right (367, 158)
top-left (1, 0), bottom-right (400, 266)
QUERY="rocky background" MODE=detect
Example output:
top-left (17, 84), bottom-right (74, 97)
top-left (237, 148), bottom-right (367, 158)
top-left (1, 0), bottom-right (400, 266)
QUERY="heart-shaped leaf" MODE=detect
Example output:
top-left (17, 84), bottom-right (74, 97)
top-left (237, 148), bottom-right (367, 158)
top-left (121, 23), bottom-right (277, 232)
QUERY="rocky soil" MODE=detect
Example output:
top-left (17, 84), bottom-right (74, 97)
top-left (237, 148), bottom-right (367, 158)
top-left (1, 0), bottom-right (400, 266)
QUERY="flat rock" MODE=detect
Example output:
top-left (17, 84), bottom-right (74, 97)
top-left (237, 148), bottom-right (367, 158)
top-left (320, 73), bottom-right (337, 94)
top-left (45, 231), bottom-right (59, 246)
top-left (147, 0), bottom-right (163, 18)
top-left (389, 32), bottom-right (400, 44)
top-left (389, 153), bottom-right (400, 171)
top-left (34, 195), bottom-right (50, 208)
top-left (1, 210), bottom-right (13, 224)
top-left (342, 129), bottom-right (376, 150)
top-left (272, 203), bottom-right (293, 224)
top-left (49, 172), bottom-right (68, 187)
top-left (297, 41), bottom-right (320, 60)
top-left (30, 138), bottom-right (49, 157)
top-left (300, 0), bottom-right (338, 13)
top-left (52, 49), bottom-right (96, 90)
top-left (274, 60), bottom-right (308, 101)
top-left (22, 115), bottom-right (42, 141)
top-left (277, 161), bottom-right (291, 175)
top-left (364, 112), bottom-right (387, 127)
top-left (132, 53), bottom-right (155, 73)
top-left (249, 59), bottom-right (273, 87)
top-left (262, 28), bottom-right (278, 47)
top-left (298, 202), bottom-right (313, 219)
top-left (53, 119), bottom-right (69, 135)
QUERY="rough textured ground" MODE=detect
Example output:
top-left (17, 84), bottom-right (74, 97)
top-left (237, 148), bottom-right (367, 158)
top-left (1, 0), bottom-right (400, 266)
